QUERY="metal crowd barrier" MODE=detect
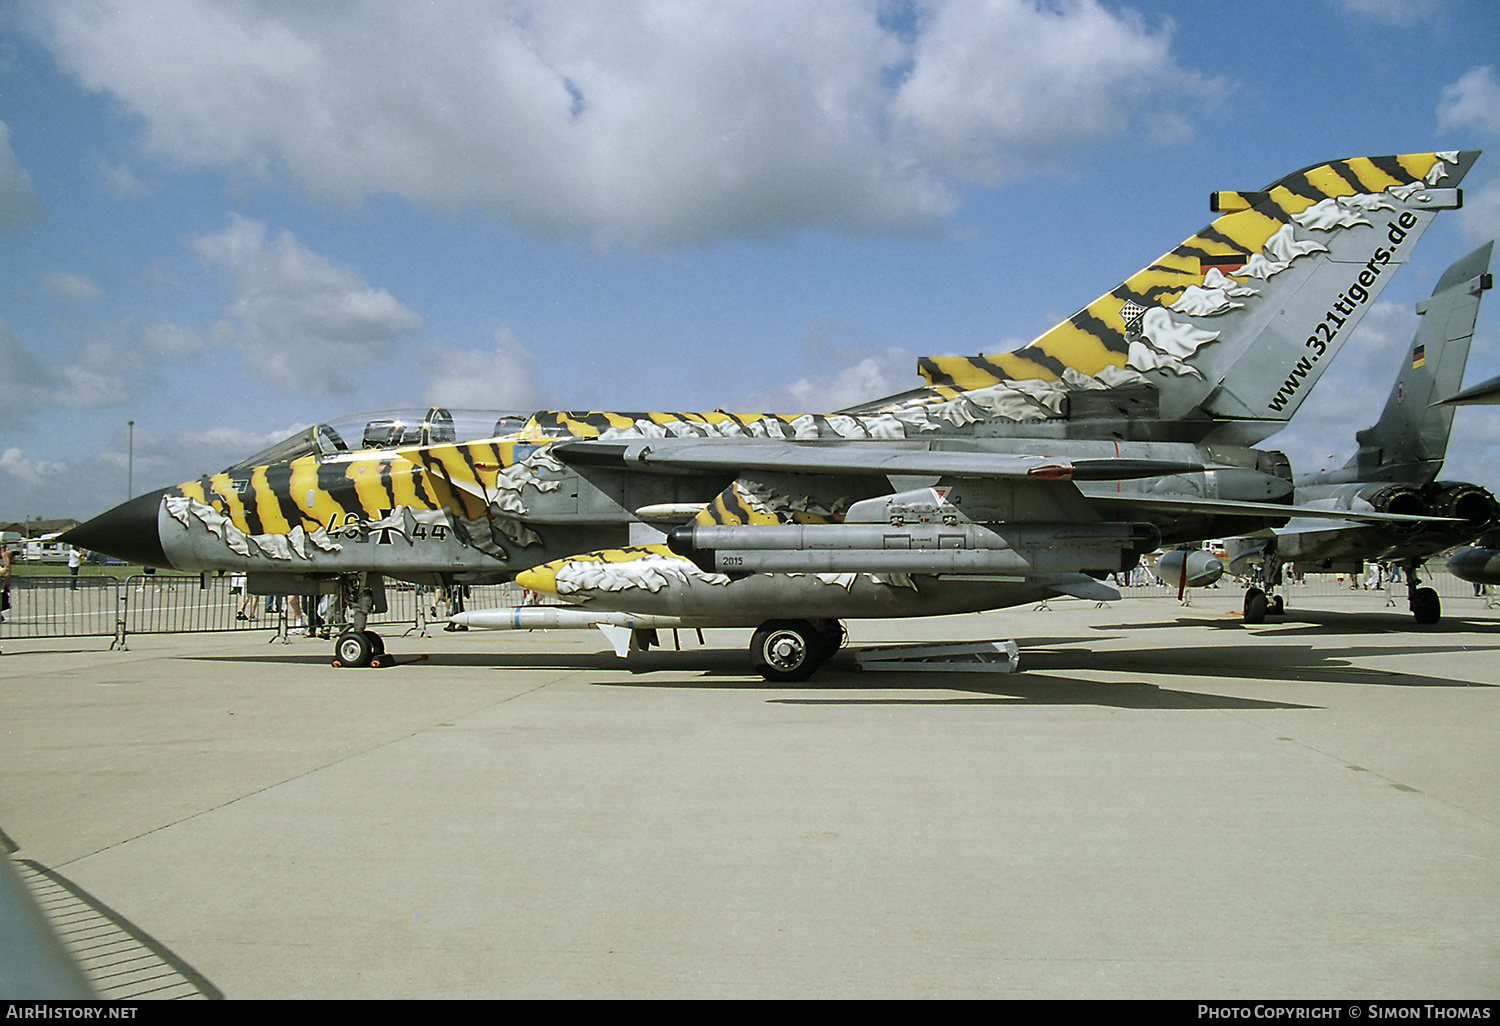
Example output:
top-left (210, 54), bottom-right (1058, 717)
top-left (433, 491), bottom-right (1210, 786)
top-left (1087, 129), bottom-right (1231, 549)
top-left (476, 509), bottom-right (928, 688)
top-left (0, 574), bottom-right (550, 647)
top-left (0, 567), bottom-right (1486, 647)
top-left (1115, 568), bottom-right (1481, 601)
top-left (0, 577), bottom-right (122, 642)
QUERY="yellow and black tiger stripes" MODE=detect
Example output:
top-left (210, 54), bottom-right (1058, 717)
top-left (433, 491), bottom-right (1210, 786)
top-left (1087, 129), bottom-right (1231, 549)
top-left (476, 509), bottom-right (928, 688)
top-left (206, 469), bottom-right (253, 525)
top-left (407, 444), bottom-right (493, 520)
top-left (286, 454), bottom-right (346, 532)
top-left (249, 463), bottom-right (296, 536)
top-left (694, 482), bottom-right (780, 526)
top-left (918, 151), bottom-right (1456, 390)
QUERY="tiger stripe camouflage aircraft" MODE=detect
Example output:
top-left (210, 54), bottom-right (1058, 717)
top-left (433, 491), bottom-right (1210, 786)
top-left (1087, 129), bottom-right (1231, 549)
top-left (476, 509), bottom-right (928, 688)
top-left (65, 151), bottom-right (1481, 678)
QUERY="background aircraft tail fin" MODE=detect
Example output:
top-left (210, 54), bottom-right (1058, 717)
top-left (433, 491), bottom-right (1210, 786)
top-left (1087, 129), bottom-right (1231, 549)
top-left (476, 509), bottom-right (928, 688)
top-left (1338, 241), bottom-right (1494, 485)
top-left (918, 151), bottom-right (1479, 438)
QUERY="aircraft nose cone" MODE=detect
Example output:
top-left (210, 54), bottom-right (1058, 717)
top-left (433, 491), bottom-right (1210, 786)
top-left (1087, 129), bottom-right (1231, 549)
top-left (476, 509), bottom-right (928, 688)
top-left (60, 488), bottom-right (172, 568)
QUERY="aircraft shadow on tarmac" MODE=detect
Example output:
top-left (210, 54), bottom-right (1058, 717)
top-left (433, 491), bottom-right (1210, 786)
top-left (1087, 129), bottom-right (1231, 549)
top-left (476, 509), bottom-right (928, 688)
top-left (1015, 642), bottom-right (1496, 690)
top-left (189, 616), bottom-right (1494, 706)
top-left (1110, 607), bottom-right (1500, 635)
top-left (761, 676), bottom-right (1315, 710)
top-left (186, 647), bottom-right (1314, 709)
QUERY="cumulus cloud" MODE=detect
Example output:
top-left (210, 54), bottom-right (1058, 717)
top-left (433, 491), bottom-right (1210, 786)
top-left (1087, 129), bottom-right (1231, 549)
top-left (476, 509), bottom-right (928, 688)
top-left (1453, 178), bottom-right (1500, 249)
top-left (141, 423), bottom-right (310, 483)
top-left (422, 324), bottom-right (540, 410)
top-left (0, 318), bottom-right (53, 417)
top-left (1435, 67), bottom-right (1500, 246)
top-left (93, 154), bottom-right (150, 198)
top-left (193, 214), bottom-right (423, 393)
top-left (0, 316), bottom-right (120, 427)
top-left (0, 120), bottom-right (44, 229)
top-left (1334, 0), bottom-right (1445, 26)
top-left (766, 350), bottom-right (917, 412)
top-left (30, 0), bottom-right (1209, 247)
top-left (139, 320), bottom-right (203, 359)
top-left (6, 422), bottom-right (311, 520)
top-left (43, 271), bottom-right (103, 299)
top-left (1437, 65), bottom-right (1500, 137)
top-left (736, 318), bottom-right (919, 411)
top-left (890, 0), bottom-right (1205, 183)
top-left (0, 447), bottom-right (70, 488)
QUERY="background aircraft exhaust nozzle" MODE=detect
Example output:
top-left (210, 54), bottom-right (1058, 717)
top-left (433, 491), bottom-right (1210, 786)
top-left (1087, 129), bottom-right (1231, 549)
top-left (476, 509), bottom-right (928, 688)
top-left (1365, 484), bottom-right (1428, 536)
top-left (1302, 482), bottom-right (1428, 536)
top-left (1367, 485), bottom-right (1426, 520)
top-left (1155, 549), bottom-right (1224, 590)
top-left (1428, 482), bottom-right (1498, 535)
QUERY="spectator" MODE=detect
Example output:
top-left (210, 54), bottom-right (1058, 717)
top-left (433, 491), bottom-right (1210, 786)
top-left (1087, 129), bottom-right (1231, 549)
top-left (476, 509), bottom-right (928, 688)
top-left (231, 572), bottom-right (256, 620)
top-left (442, 584), bottom-right (468, 631)
top-left (0, 541), bottom-right (12, 623)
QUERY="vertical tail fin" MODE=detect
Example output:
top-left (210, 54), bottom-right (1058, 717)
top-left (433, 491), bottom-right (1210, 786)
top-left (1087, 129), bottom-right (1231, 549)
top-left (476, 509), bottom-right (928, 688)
top-left (918, 151), bottom-right (1480, 438)
top-left (1343, 241), bottom-right (1494, 484)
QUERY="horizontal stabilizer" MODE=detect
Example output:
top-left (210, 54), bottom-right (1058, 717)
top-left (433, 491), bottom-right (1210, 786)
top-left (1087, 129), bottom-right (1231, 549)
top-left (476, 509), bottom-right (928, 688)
top-left (1433, 371), bottom-right (1500, 406)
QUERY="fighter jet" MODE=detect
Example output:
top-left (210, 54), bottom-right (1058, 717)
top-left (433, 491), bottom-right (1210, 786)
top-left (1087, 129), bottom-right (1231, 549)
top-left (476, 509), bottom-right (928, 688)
top-left (1220, 241), bottom-right (1496, 624)
top-left (1435, 365), bottom-right (1500, 588)
top-left (64, 151), bottom-right (1479, 677)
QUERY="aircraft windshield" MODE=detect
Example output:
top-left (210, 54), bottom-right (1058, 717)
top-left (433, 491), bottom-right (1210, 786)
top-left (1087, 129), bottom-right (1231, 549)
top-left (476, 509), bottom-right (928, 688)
top-left (223, 408), bottom-right (531, 472)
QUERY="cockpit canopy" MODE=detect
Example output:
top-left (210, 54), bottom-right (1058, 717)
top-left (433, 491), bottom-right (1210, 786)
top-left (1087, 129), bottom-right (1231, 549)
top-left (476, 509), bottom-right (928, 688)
top-left (224, 408), bottom-right (529, 472)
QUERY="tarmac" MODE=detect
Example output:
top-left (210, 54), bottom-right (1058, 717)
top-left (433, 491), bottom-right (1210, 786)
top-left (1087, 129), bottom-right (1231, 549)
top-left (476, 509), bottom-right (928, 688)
top-left (1, 588), bottom-right (1498, 999)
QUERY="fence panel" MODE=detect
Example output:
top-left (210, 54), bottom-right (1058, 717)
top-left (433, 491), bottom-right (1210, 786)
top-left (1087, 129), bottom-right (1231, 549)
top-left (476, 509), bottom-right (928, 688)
top-left (4, 564), bottom-right (1491, 646)
top-left (122, 574), bottom-right (276, 635)
top-left (1, 577), bottom-right (121, 640)
top-left (1115, 568), bottom-right (1483, 602)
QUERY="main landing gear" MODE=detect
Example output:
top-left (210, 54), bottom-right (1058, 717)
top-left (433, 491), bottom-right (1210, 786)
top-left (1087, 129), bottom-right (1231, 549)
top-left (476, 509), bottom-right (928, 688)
top-left (1403, 559), bottom-right (1441, 625)
top-left (1242, 587), bottom-right (1285, 624)
top-left (1243, 552), bottom-right (1286, 625)
top-left (750, 619), bottom-right (846, 682)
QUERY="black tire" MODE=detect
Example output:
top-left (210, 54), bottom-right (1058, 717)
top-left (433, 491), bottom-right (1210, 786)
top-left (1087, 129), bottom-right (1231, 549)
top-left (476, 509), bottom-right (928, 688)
top-left (335, 630), bottom-right (375, 668)
top-left (364, 630), bottom-right (385, 655)
top-left (1244, 588), bottom-right (1267, 625)
top-left (1411, 587), bottom-right (1441, 625)
top-left (1268, 595), bottom-right (1284, 616)
top-left (813, 620), bottom-right (846, 661)
top-left (751, 620), bottom-right (821, 682)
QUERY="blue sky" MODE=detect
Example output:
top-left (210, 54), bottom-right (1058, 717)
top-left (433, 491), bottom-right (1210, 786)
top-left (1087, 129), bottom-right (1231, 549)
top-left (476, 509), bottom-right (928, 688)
top-left (2, 0), bottom-right (1499, 522)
